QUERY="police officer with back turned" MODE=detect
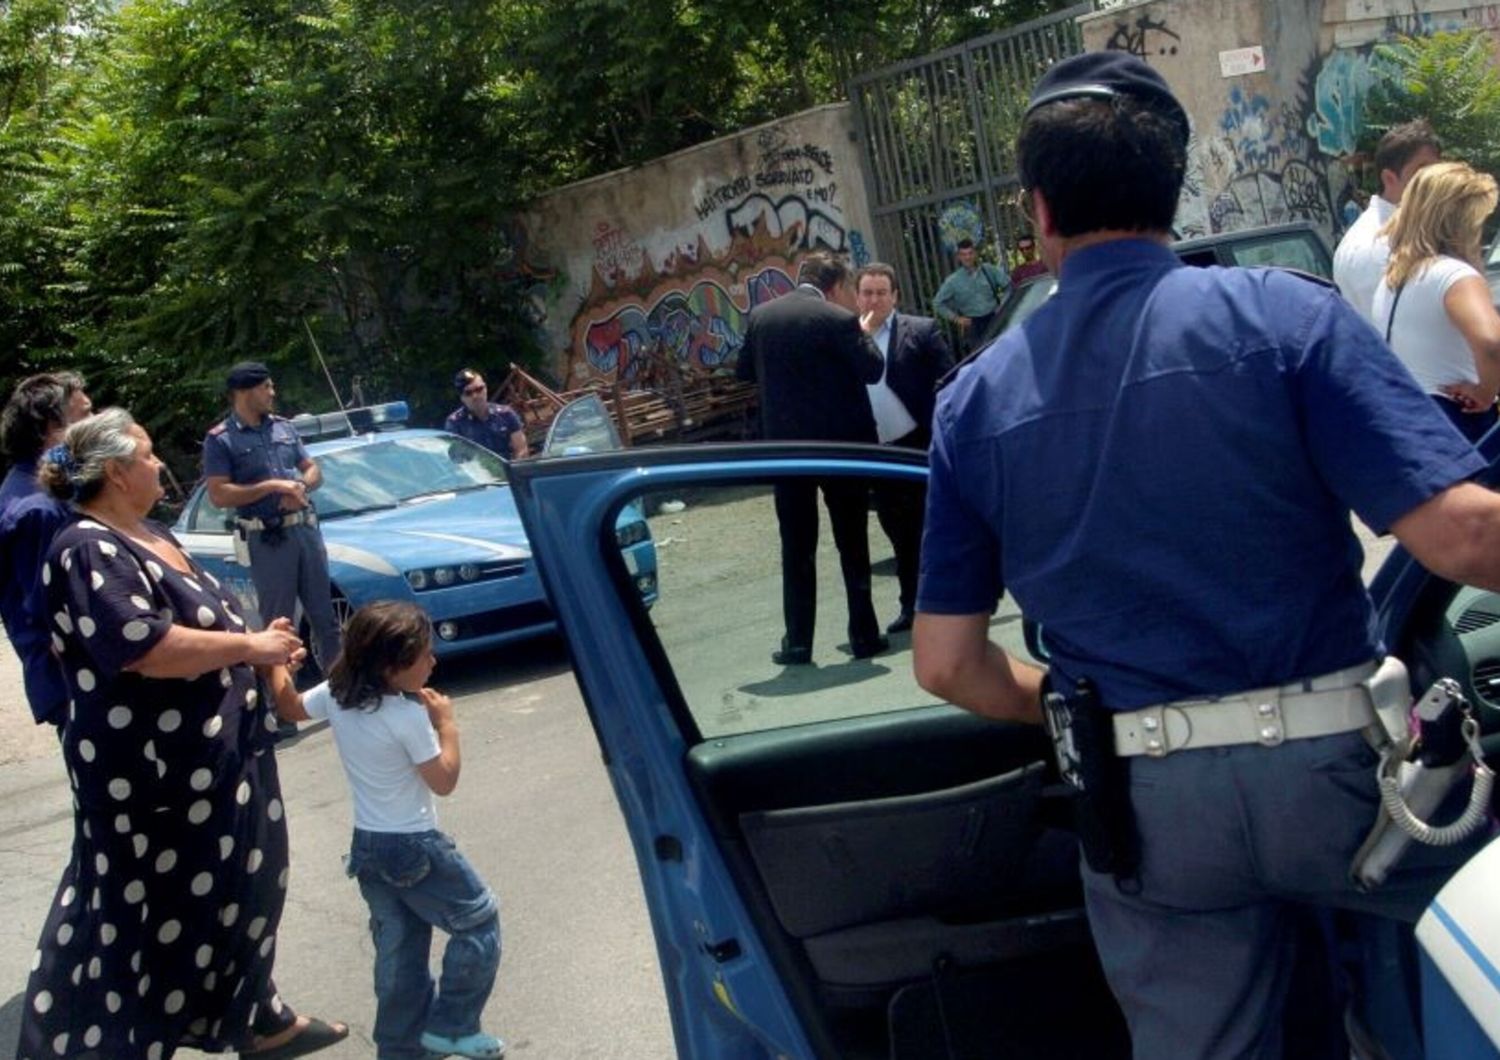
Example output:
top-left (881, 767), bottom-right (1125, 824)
top-left (203, 362), bottom-right (342, 673)
top-left (914, 52), bottom-right (1500, 1058)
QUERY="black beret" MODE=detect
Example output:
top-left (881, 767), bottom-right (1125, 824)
top-left (226, 361), bottom-right (271, 390)
top-left (1026, 52), bottom-right (1190, 145)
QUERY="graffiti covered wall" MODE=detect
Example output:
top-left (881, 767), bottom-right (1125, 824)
top-left (1081, 0), bottom-right (1500, 241)
top-left (515, 105), bottom-right (876, 384)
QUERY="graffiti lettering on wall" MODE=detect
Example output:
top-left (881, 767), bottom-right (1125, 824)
top-left (849, 229), bottom-right (870, 267)
top-left (725, 192), bottom-right (846, 253)
top-left (562, 125), bottom-right (861, 383)
top-left (582, 266), bottom-right (794, 379)
top-left (1218, 87), bottom-right (1281, 172)
top-left (591, 222), bottom-right (646, 286)
top-left (1189, 73), bottom-right (1342, 236)
top-left (1207, 159), bottom-right (1332, 233)
top-left (1105, 14), bottom-right (1181, 58)
top-left (1306, 48), bottom-right (1381, 158)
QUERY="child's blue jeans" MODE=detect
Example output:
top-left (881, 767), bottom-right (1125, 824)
top-left (347, 828), bottom-right (501, 1060)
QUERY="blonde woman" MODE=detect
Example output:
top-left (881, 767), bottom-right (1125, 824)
top-left (1373, 160), bottom-right (1500, 442)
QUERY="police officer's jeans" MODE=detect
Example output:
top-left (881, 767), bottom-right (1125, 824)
top-left (1081, 731), bottom-right (1478, 1060)
top-left (347, 829), bottom-right (501, 1060)
top-left (246, 522), bottom-right (342, 670)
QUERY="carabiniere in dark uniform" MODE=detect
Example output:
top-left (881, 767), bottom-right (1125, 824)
top-left (202, 362), bottom-right (342, 672)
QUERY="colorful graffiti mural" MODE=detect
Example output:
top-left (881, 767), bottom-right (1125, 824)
top-left (582, 267), bottom-right (793, 379)
top-left (1306, 48), bottom-right (1382, 158)
top-left (554, 121), bottom-right (865, 384)
top-left (937, 201), bottom-right (983, 252)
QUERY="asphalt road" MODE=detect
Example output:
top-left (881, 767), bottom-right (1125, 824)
top-left (0, 638), bottom-right (676, 1059)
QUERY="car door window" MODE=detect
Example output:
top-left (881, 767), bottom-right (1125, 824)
top-left (1226, 235), bottom-right (1325, 274)
top-left (187, 489), bottom-right (234, 533)
top-left (617, 476), bottom-right (1028, 740)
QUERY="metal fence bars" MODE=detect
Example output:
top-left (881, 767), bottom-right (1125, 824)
top-left (849, 5), bottom-right (1092, 317)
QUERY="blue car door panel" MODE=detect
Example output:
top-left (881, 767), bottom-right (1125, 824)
top-left (508, 445), bottom-right (1127, 1059)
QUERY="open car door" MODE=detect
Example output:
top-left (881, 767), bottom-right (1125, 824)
top-left (542, 392), bottom-right (624, 457)
top-left (507, 443), bottom-right (1127, 1060)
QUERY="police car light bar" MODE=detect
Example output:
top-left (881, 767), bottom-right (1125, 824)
top-left (290, 401), bottom-right (410, 442)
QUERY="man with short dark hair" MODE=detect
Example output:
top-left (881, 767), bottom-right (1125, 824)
top-left (203, 362), bottom-right (342, 674)
top-left (914, 52), bottom-right (1500, 1056)
top-left (855, 262), bottom-right (953, 633)
top-left (1334, 118), bottom-right (1441, 324)
top-left (1008, 233), bottom-right (1048, 286)
top-left (736, 251), bottom-right (888, 664)
top-left (446, 369), bottom-right (529, 459)
top-left (932, 238), bottom-right (1010, 351)
top-left (0, 371), bottom-right (92, 726)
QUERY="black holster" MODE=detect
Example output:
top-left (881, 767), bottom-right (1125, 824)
top-left (1041, 676), bottom-right (1140, 886)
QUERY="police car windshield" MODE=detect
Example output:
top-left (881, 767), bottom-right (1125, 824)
top-left (314, 434), bottom-right (508, 519)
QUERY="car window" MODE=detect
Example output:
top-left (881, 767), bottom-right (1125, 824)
top-left (616, 478), bottom-right (1028, 741)
top-left (315, 434), bottom-right (509, 519)
top-left (1224, 235), bottom-right (1326, 275)
top-left (186, 489), bottom-right (234, 533)
top-left (544, 393), bottom-right (621, 456)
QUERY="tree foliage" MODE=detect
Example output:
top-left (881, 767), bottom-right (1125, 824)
top-left (1361, 29), bottom-right (1500, 177)
top-left (2, 0), bottom-right (1071, 479)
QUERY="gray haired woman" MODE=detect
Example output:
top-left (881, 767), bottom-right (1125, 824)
top-left (18, 408), bottom-right (348, 1060)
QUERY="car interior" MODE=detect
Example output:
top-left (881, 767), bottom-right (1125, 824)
top-left (621, 478), bottom-right (1129, 1059)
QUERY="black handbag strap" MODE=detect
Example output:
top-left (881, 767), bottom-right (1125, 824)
top-left (1383, 283), bottom-right (1406, 344)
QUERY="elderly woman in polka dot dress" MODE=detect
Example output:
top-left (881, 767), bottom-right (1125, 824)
top-left (18, 408), bottom-right (348, 1060)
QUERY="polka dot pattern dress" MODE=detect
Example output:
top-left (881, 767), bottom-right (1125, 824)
top-left (18, 519), bottom-right (299, 1060)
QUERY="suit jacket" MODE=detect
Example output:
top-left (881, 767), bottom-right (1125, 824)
top-left (881, 312), bottom-right (955, 449)
top-left (736, 287), bottom-right (883, 443)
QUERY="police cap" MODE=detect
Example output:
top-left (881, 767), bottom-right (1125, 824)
top-left (226, 361), bottom-right (271, 391)
top-left (1025, 52), bottom-right (1190, 146)
top-left (454, 368), bottom-right (482, 393)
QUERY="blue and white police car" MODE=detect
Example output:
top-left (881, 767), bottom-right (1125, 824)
top-left (173, 396), bottom-right (657, 658)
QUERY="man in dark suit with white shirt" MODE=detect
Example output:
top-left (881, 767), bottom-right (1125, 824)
top-left (736, 252), bottom-right (888, 665)
top-left (855, 262), bottom-right (955, 633)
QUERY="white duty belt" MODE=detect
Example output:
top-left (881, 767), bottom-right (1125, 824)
top-left (1113, 660), bottom-right (1380, 758)
top-left (235, 510), bottom-right (316, 532)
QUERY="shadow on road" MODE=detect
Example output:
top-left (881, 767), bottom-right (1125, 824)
top-left (1, 989), bottom-right (24, 1057)
top-left (739, 657), bottom-right (892, 697)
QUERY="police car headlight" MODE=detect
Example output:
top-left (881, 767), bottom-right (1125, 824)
top-left (458, 563), bottom-right (480, 582)
top-left (406, 569), bottom-right (430, 591)
top-left (616, 522), bottom-right (650, 548)
top-left (433, 566), bottom-right (457, 587)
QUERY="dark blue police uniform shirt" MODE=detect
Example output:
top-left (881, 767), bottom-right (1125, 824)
top-left (0, 487), bottom-right (73, 724)
top-left (444, 403), bottom-right (523, 455)
top-left (202, 413), bottom-right (311, 520)
top-left (0, 460), bottom-right (40, 516)
top-left (918, 238), bottom-right (1486, 711)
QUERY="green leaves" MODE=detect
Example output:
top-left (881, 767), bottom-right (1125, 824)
top-left (4, 0), bottom-right (1067, 482)
top-left (1363, 29), bottom-right (1500, 178)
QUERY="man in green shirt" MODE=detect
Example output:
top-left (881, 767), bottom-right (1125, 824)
top-left (932, 238), bottom-right (1011, 351)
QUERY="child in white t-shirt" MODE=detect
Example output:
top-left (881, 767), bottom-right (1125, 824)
top-left (274, 601), bottom-right (504, 1060)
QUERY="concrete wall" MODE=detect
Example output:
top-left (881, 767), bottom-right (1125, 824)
top-left (1080, 0), bottom-right (1500, 241)
top-left (513, 104), bottom-right (875, 384)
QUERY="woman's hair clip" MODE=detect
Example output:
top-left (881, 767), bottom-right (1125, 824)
top-left (43, 443), bottom-right (83, 498)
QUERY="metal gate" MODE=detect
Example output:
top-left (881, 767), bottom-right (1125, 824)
top-left (849, 5), bottom-right (1092, 314)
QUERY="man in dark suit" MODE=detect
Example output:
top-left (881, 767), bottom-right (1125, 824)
top-left (855, 262), bottom-right (955, 634)
top-left (736, 252), bottom-right (888, 665)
